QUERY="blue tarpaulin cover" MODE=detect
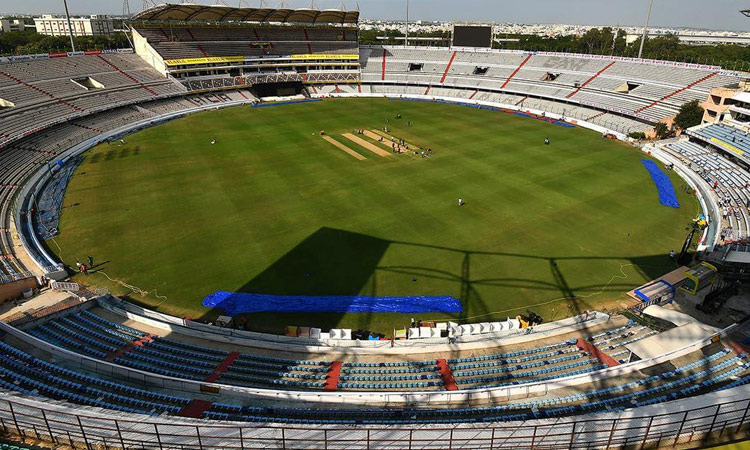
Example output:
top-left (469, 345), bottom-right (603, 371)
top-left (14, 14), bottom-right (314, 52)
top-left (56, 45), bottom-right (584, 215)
top-left (203, 291), bottom-right (463, 315)
top-left (641, 159), bottom-right (680, 208)
top-left (251, 99), bottom-right (321, 108)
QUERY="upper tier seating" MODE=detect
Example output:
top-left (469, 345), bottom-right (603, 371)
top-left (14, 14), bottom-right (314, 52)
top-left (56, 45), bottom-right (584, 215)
top-left (360, 46), bottom-right (739, 125)
top-left (691, 123), bottom-right (750, 155)
top-left (134, 26), bottom-right (359, 60)
top-left (0, 53), bottom-right (187, 149)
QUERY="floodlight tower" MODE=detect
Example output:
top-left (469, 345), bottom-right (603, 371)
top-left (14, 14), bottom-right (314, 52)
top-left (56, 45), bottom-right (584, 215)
top-left (638, 0), bottom-right (654, 59)
top-left (62, 0), bottom-right (77, 52)
top-left (142, 0), bottom-right (156, 11)
top-left (405, 0), bottom-right (409, 47)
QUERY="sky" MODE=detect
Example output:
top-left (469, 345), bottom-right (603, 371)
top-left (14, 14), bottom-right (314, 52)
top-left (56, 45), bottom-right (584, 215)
top-left (2, 0), bottom-right (749, 31)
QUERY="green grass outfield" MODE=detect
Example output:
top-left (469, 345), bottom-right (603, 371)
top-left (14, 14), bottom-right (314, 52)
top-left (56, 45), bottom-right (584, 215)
top-left (701, 440), bottom-right (750, 450)
top-left (50, 98), bottom-right (698, 334)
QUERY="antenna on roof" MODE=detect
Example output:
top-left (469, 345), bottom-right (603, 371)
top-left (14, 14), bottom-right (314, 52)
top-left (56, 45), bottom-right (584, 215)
top-left (337, 1), bottom-right (346, 11)
top-left (309, 0), bottom-right (318, 9)
top-left (354, 1), bottom-right (360, 11)
top-left (123, 0), bottom-right (131, 16)
top-left (277, 1), bottom-right (289, 8)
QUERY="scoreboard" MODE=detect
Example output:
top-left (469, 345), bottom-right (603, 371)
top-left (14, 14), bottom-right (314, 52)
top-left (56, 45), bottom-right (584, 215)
top-left (452, 25), bottom-right (493, 48)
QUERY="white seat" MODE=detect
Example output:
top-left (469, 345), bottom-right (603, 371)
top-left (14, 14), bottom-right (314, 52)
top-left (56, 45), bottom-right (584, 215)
top-left (408, 327), bottom-right (420, 339)
top-left (319, 332), bottom-right (330, 340)
top-left (340, 329), bottom-right (352, 340)
top-left (489, 322), bottom-right (504, 332)
top-left (479, 322), bottom-right (491, 333)
top-left (310, 328), bottom-right (321, 339)
top-left (329, 329), bottom-right (342, 339)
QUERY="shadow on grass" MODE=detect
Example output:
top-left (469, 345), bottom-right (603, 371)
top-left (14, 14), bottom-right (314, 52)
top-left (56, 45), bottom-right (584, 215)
top-left (196, 226), bottom-right (679, 334)
top-left (205, 227), bottom-right (390, 331)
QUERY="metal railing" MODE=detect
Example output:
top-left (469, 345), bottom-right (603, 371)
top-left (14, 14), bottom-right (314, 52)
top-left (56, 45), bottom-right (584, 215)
top-left (1, 389), bottom-right (749, 449)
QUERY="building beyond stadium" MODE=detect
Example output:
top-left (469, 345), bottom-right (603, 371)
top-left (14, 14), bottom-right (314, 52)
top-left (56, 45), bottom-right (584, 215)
top-left (34, 14), bottom-right (114, 37)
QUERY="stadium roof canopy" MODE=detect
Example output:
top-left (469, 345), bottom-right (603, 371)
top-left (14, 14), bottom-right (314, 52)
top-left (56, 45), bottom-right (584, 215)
top-left (132, 3), bottom-right (359, 24)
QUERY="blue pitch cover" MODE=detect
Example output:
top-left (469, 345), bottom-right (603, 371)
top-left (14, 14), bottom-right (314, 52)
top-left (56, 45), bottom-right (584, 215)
top-left (641, 159), bottom-right (680, 208)
top-left (203, 291), bottom-right (463, 315)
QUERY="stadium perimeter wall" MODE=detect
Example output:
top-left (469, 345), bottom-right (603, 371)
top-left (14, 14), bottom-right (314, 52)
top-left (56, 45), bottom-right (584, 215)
top-left (1, 377), bottom-right (750, 449)
top-left (98, 296), bottom-right (608, 351)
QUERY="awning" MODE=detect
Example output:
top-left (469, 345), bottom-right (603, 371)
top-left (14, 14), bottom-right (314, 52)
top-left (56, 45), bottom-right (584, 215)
top-left (625, 322), bottom-right (717, 360)
top-left (643, 304), bottom-right (701, 327)
top-left (132, 4), bottom-right (359, 24)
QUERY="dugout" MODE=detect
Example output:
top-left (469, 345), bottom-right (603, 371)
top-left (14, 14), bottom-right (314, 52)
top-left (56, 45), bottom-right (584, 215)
top-left (680, 262), bottom-right (718, 295)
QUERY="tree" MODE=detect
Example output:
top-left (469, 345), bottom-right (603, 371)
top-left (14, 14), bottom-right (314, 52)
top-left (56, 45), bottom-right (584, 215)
top-left (654, 122), bottom-right (671, 139)
top-left (1, 30), bottom-right (131, 56)
top-left (673, 100), bottom-right (705, 130)
top-left (614, 29), bottom-right (627, 55)
top-left (579, 28), bottom-right (614, 54)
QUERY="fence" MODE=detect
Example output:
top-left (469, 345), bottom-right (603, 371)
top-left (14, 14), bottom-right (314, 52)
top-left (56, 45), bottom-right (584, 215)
top-left (2, 386), bottom-right (750, 450)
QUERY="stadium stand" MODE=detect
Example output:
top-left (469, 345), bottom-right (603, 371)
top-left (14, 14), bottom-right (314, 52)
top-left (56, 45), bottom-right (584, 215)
top-left (0, 52), bottom-right (186, 149)
top-left (664, 131), bottom-right (750, 244)
top-left (21, 309), bottom-right (656, 392)
top-left (358, 46), bottom-right (740, 132)
top-left (691, 122), bottom-right (750, 156)
top-left (133, 25), bottom-right (358, 60)
top-left (1, 304), bottom-right (749, 427)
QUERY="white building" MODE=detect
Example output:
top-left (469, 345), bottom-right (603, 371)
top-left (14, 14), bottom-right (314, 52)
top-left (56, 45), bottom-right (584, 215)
top-left (727, 91), bottom-right (750, 124)
top-left (0, 19), bottom-right (26, 33)
top-left (34, 15), bottom-right (113, 37)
